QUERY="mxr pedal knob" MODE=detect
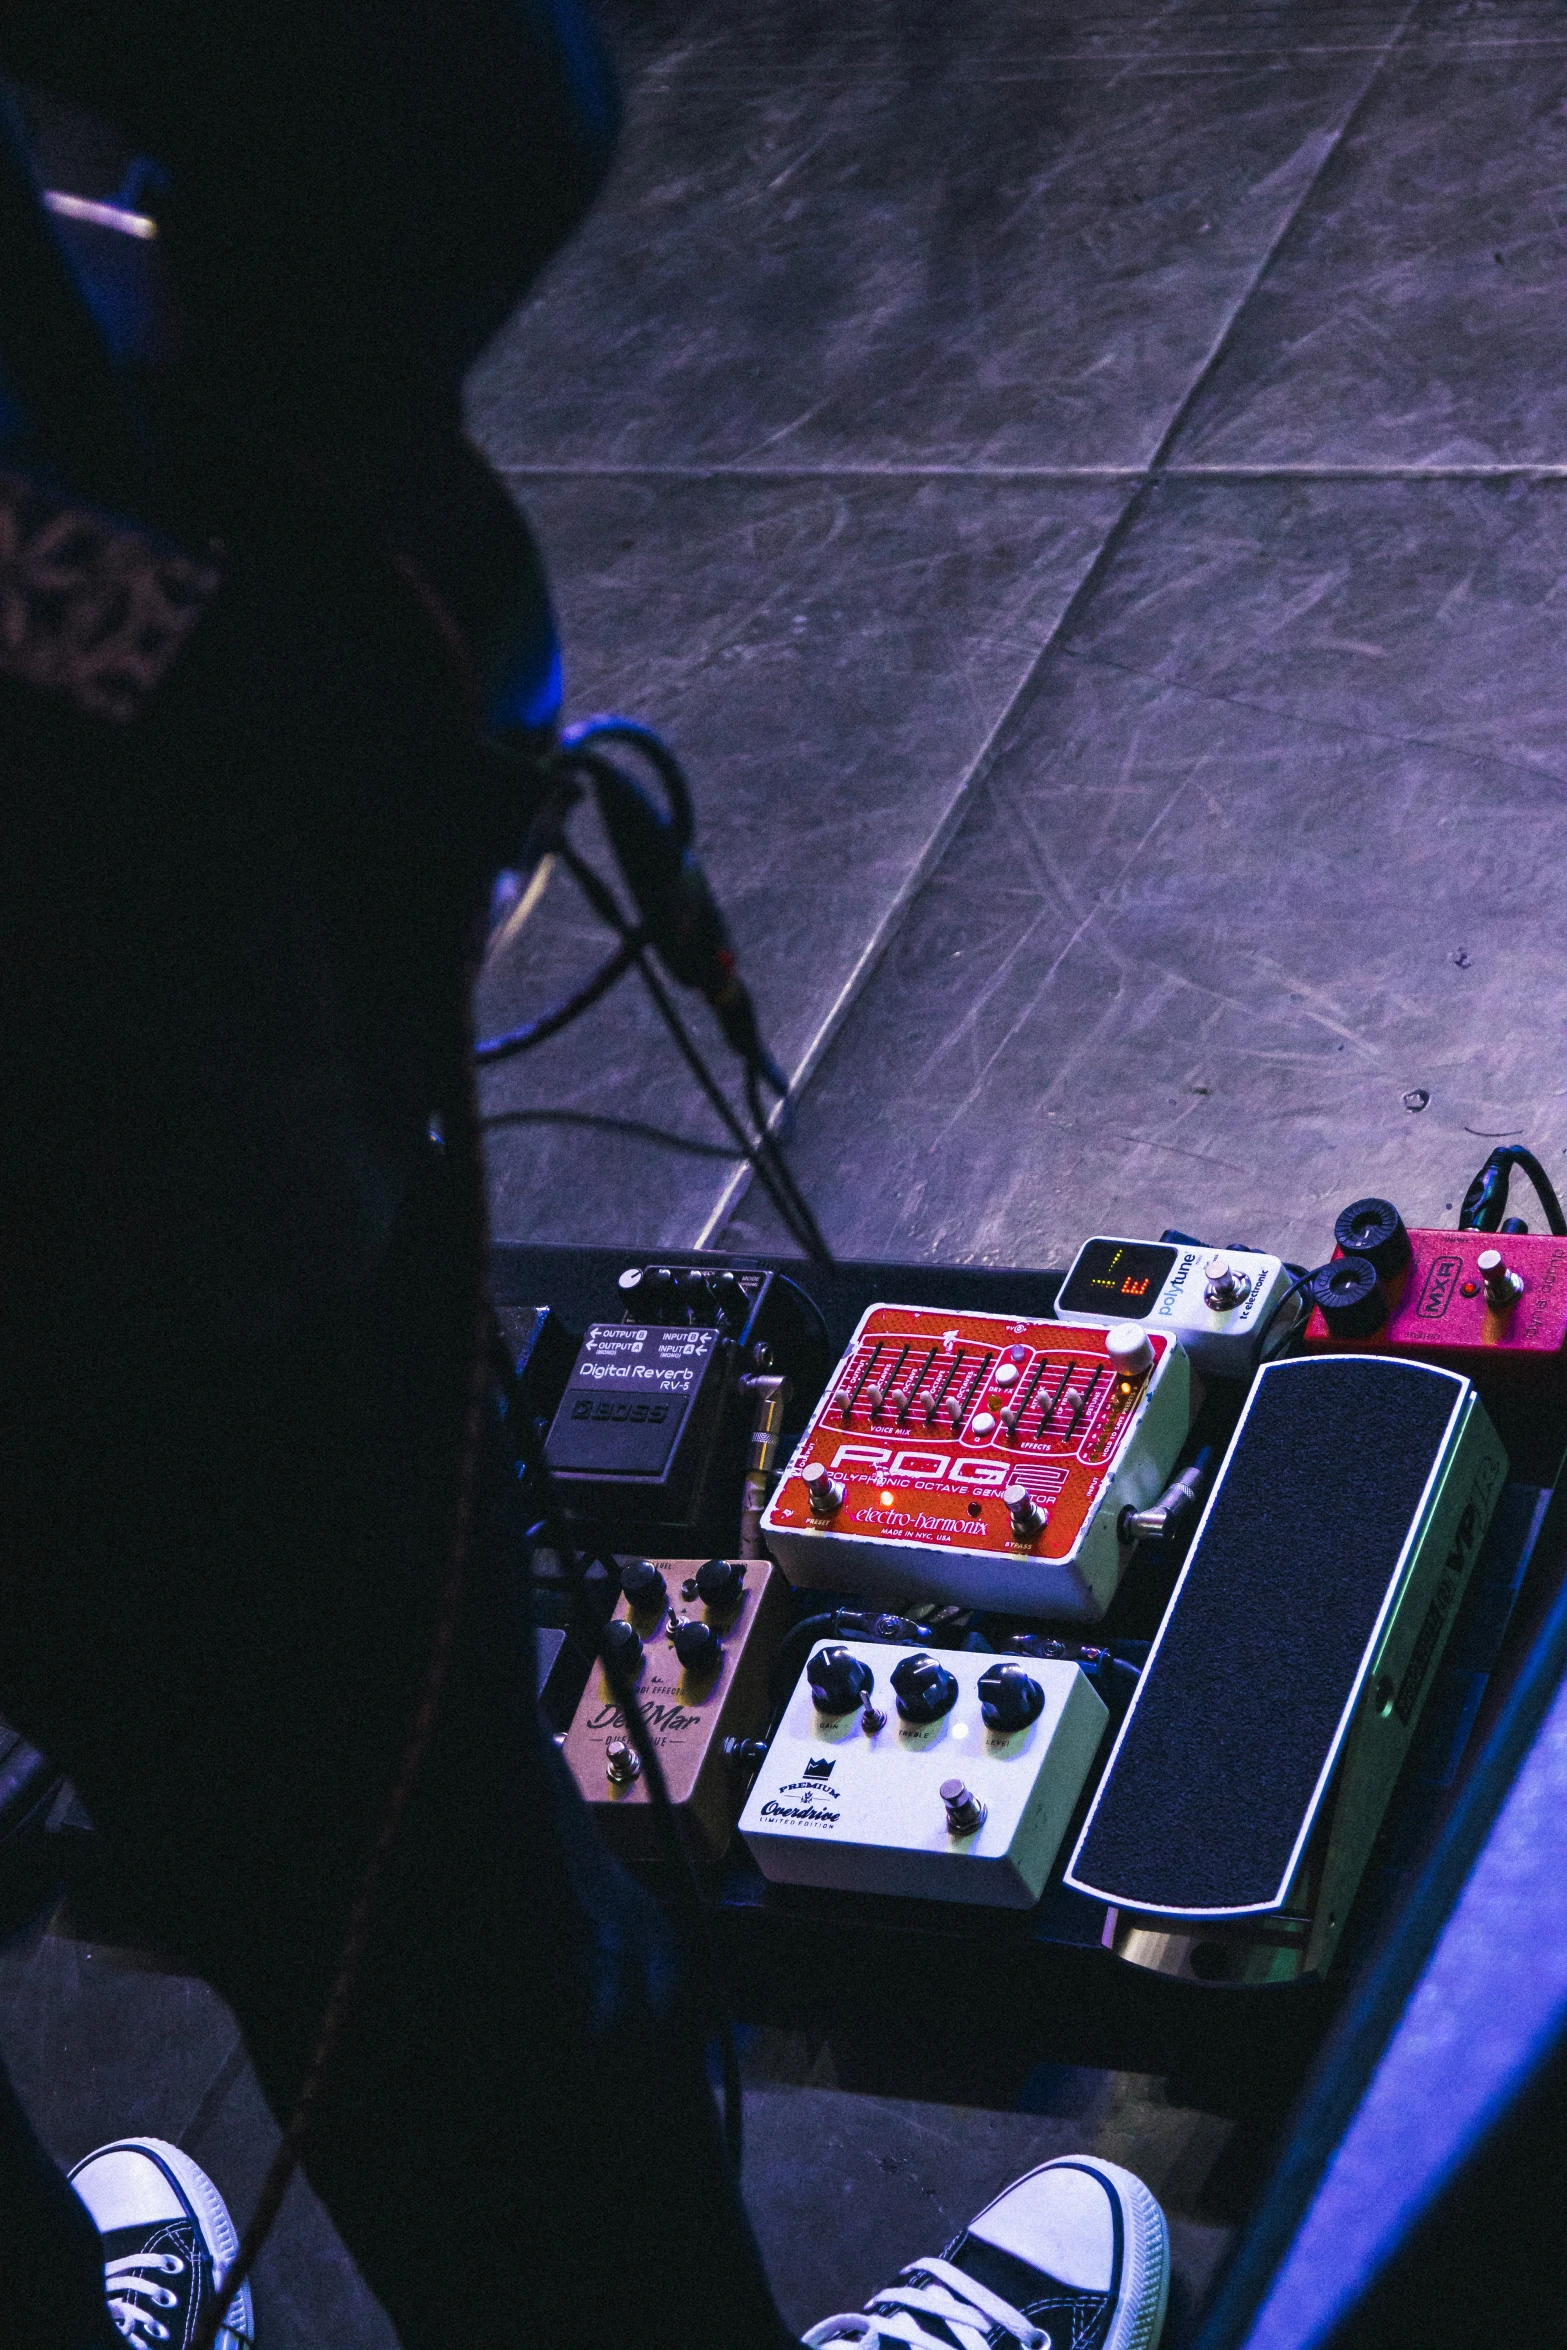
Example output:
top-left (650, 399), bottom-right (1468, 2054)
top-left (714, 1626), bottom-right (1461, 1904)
top-left (671, 1618), bottom-right (722, 1676)
top-left (621, 1559), bottom-right (668, 1617)
top-left (808, 1645), bottom-right (874, 1716)
top-left (977, 1661), bottom-right (1045, 1734)
top-left (694, 1557), bottom-right (746, 1613)
top-left (1311, 1254), bottom-right (1387, 1340)
top-left (601, 1619), bottom-right (644, 1678)
top-left (891, 1652), bottom-right (958, 1725)
top-left (1333, 1197), bottom-right (1411, 1282)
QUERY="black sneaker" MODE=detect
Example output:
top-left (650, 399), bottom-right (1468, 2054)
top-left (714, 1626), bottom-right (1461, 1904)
top-left (802, 2154), bottom-right (1168, 2350)
top-left (68, 2136), bottom-right (254, 2350)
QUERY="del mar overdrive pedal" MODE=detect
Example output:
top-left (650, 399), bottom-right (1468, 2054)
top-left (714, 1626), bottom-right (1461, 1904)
top-left (760, 1304), bottom-right (1190, 1617)
top-left (562, 1557), bottom-right (791, 1859)
top-left (741, 1641), bottom-right (1107, 1907)
top-left (1056, 1236), bottom-right (1297, 1378)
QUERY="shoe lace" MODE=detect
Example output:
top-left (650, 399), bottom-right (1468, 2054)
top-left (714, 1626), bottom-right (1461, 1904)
top-left (802, 2256), bottom-right (1051, 2350)
top-left (104, 2252), bottom-right (184, 2347)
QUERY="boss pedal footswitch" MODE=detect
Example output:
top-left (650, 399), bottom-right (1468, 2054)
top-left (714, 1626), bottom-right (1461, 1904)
top-left (1056, 1236), bottom-right (1297, 1378)
top-left (761, 1304), bottom-right (1191, 1617)
top-left (562, 1557), bottom-right (792, 1859)
top-left (740, 1640), bottom-right (1107, 1908)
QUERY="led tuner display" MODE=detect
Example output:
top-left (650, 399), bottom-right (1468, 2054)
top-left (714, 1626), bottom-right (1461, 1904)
top-left (1058, 1239), bottom-right (1176, 1321)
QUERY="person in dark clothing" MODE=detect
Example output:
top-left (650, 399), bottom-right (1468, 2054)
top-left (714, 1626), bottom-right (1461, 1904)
top-left (0, 11), bottom-right (1172, 2346)
top-left (0, 8), bottom-right (803, 2344)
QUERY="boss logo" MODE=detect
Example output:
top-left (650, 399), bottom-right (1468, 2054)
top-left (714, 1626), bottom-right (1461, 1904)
top-left (570, 1398), bottom-right (670, 1425)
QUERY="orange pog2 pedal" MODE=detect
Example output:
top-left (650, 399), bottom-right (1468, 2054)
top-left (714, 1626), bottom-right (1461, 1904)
top-left (760, 1304), bottom-right (1191, 1618)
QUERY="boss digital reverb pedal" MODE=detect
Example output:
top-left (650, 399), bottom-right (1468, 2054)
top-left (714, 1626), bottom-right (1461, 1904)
top-left (760, 1304), bottom-right (1191, 1616)
top-left (1056, 1236), bottom-right (1296, 1378)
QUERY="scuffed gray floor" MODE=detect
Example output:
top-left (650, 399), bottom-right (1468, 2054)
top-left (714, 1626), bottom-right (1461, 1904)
top-left (9, 2), bottom-right (1566, 2343)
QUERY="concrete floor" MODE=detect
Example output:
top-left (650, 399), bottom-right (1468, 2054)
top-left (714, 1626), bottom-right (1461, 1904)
top-left (8, 0), bottom-right (1567, 2342)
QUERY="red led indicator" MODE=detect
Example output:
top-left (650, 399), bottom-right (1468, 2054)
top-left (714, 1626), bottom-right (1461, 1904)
top-left (1121, 1277), bottom-right (1152, 1298)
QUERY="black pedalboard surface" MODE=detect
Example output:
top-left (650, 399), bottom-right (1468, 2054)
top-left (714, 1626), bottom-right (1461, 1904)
top-left (493, 1242), bottom-right (1567, 2112)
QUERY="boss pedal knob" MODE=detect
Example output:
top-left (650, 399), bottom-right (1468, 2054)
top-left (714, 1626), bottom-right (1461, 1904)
top-left (803, 1462), bottom-right (845, 1517)
top-left (671, 1618), bottom-right (723, 1676)
top-left (604, 1738), bottom-right (641, 1786)
top-left (601, 1619), bottom-right (644, 1678)
top-left (891, 1652), bottom-right (959, 1725)
top-left (1203, 1254), bottom-right (1252, 1311)
top-left (807, 1645), bottom-right (874, 1717)
top-left (620, 1559), bottom-right (668, 1617)
top-left (1478, 1248), bottom-right (1525, 1311)
top-left (1004, 1482), bottom-right (1046, 1541)
top-left (1106, 1323), bottom-right (1154, 1377)
top-left (1333, 1196), bottom-right (1411, 1281)
top-left (694, 1557), bottom-right (747, 1613)
top-left (977, 1661), bottom-right (1046, 1733)
top-left (1311, 1254), bottom-right (1387, 1339)
top-left (939, 1778), bottom-right (987, 1836)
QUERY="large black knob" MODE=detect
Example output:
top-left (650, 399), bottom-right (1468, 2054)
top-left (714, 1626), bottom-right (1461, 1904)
top-left (807, 1645), bottom-right (873, 1717)
top-left (695, 1558), bottom-right (746, 1614)
top-left (977, 1661), bottom-right (1045, 1734)
top-left (891, 1652), bottom-right (958, 1726)
top-left (621, 1560), bottom-right (668, 1617)
top-left (1333, 1197), bottom-right (1410, 1281)
top-left (602, 1619), bottom-right (644, 1678)
top-left (1311, 1254), bottom-right (1388, 1339)
top-left (672, 1618), bottom-right (722, 1676)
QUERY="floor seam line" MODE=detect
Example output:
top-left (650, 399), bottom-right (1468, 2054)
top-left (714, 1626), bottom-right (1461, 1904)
top-left (498, 463), bottom-right (1567, 484)
top-left (687, 486), bottom-right (1154, 1250)
top-left (1138, 0), bottom-right (1423, 482)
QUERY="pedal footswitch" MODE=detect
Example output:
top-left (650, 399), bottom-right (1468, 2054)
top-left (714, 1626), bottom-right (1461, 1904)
top-left (740, 1640), bottom-right (1108, 1908)
top-left (761, 1303), bottom-right (1191, 1617)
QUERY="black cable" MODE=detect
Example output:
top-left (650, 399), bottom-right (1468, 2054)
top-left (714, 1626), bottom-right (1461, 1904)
top-left (744, 1062), bottom-right (832, 1268)
top-left (768, 1270), bottom-right (834, 1362)
top-left (633, 946), bottom-right (830, 1268)
top-left (473, 935), bottom-right (640, 1064)
top-left (1458, 1144), bottom-right (1567, 1236)
top-left (478, 1108), bottom-right (742, 1160)
top-left (554, 836), bottom-right (831, 1267)
top-left (1258, 1261), bottom-right (1335, 1355)
top-left (499, 1368), bottom-right (745, 2174)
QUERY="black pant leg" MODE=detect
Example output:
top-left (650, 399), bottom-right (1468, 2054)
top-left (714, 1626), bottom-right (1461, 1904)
top-left (0, 2054), bottom-right (119, 2350)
